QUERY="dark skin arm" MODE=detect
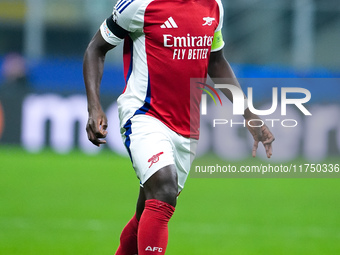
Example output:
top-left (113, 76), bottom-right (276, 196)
top-left (83, 30), bottom-right (115, 146)
top-left (208, 49), bottom-right (275, 158)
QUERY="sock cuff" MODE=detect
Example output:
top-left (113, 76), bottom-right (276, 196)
top-left (145, 199), bottom-right (175, 219)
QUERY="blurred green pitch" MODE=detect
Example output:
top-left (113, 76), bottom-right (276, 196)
top-left (1, 147), bottom-right (340, 255)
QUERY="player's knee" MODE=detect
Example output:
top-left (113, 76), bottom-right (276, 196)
top-left (155, 182), bottom-right (178, 207)
top-left (147, 180), bottom-right (178, 207)
top-left (143, 165), bottom-right (178, 207)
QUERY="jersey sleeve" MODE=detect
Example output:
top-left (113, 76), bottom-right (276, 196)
top-left (100, 0), bottom-right (147, 46)
top-left (211, 0), bottom-right (225, 52)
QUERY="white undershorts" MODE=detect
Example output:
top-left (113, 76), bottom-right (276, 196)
top-left (121, 114), bottom-right (198, 192)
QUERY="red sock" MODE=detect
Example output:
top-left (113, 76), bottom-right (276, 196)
top-left (138, 199), bottom-right (175, 255)
top-left (115, 214), bottom-right (139, 255)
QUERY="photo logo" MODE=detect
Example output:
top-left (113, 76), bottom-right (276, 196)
top-left (197, 82), bottom-right (222, 105)
top-left (199, 83), bottom-right (312, 128)
top-left (197, 82), bottom-right (223, 115)
top-left (201, 84), bottom-right (312, 116)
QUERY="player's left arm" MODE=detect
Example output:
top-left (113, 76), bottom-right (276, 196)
top-left (208, 49), bottom-right (275, 158)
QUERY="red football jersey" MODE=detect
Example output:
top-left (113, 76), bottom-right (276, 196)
top-left (100, 0), bottom-right (224, 139)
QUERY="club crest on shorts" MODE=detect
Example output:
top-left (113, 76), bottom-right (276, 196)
top-left (148, 152), bottom-right (164, 168)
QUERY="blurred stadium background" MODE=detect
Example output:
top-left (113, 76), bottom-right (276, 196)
top-left (0, 0), bottom-right (339, 254)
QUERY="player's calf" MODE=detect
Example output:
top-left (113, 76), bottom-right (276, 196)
top-left (137, 165), bottom-right (178, 254)
top-left (138, 199), bottom-right (175, 255)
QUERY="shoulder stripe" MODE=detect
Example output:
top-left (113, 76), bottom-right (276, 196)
top-left (116, 0), bottom-right (135, 13)
top-left (115, 0), bottom-right (125, 9)
top-left (115, 0), bottom-right (129, 10)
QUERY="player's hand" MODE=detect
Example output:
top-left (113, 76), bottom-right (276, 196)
top-left (86, 108), bottom-right (108, 147)
top-left (246, 120), bottom-right (275, 158)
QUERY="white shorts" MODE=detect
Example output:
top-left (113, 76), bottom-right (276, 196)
top-left (121, 115), bottom-right (197, 192)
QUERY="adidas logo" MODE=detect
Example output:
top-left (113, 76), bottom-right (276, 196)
top-left (160, 17), bottom-right (178, 28)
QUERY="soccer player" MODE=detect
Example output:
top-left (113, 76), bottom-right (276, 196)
top-left (83, 0), bottom-right (274, 254)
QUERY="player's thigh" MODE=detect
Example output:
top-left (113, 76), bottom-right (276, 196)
top-left (123, 115), bottom-right (176, 186)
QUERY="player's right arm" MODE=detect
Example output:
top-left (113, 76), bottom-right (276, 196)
top-left (83, 2), bottom-right (142, 146)
top-left (83, 31), bottom-right (115, 146)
